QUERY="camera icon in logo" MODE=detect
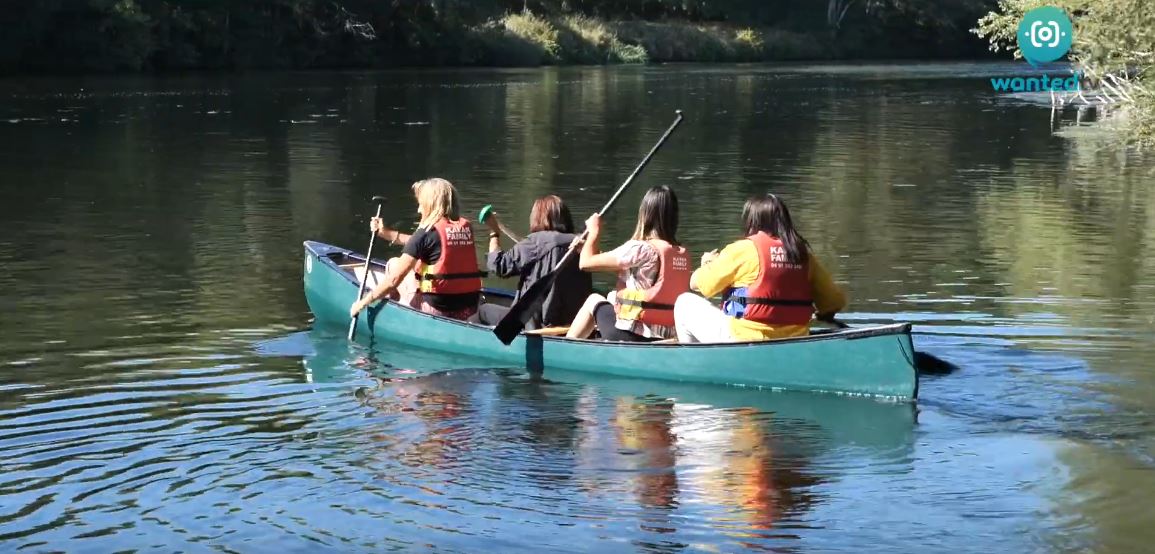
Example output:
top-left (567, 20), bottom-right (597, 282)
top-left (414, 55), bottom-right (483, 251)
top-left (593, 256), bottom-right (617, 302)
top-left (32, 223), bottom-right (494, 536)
top-left (1028, 20), bottom-right (1064, 48)
top-left (1018, 6), bottom-right (1073, 65)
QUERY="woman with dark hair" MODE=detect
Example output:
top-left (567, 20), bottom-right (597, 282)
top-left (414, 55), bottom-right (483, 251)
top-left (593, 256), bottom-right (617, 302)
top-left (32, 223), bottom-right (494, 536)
top-left (476, 195), bottom-right (592, 329)
top-left (674, 193), bottom-right (846, 343)
top-left (565, 185), bottom-right (691, 342)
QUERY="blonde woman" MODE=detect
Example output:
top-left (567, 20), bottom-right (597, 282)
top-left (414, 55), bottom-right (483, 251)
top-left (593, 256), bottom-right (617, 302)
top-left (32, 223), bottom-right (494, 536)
top-left (349, 178), bottom-right (484, 321)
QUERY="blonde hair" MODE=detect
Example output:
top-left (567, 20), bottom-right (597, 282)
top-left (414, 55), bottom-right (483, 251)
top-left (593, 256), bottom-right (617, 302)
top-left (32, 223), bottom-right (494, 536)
top-left (412, 177), bottom-right (460, 229)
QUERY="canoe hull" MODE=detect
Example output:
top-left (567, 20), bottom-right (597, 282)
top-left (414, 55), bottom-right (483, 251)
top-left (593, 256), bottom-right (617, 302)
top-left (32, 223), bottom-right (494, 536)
top-left (303, 241), bottom-right (919, 400)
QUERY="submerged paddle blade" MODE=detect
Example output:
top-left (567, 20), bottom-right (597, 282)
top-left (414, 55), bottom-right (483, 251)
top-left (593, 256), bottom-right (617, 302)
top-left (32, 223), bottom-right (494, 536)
top-left (493, 272), bottom-right (558, 345)
top-left (914, 351), bottom-right (957, 375)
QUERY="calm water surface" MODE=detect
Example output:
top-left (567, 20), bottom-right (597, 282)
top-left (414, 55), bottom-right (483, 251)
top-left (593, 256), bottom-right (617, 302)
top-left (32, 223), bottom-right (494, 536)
top-left (1, 62), bottom-right (1154, 552)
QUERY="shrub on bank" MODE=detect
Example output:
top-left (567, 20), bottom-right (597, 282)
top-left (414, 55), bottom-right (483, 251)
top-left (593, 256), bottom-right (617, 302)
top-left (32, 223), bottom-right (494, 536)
top-left (469, 15), bottom-right (826, 67)
top-left (556, 15), bottom-right (649, 64)
top-left (466, 23), bottom-right (544, 66)
top-left (503, 12), bottom-right (561, 63)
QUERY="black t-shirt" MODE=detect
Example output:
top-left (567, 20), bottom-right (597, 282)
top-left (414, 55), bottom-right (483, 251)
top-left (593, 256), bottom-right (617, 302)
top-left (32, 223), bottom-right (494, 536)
top-left (405, 225), bottom-right (480, 312)
top-left (403, 226), bottom-right (442, 265)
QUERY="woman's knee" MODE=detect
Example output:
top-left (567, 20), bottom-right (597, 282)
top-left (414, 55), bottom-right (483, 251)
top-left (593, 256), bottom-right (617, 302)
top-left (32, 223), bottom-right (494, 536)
top-left (582, 293), bottom-right (607, 310)
top-left (674, 292), bottom-right (702, 315)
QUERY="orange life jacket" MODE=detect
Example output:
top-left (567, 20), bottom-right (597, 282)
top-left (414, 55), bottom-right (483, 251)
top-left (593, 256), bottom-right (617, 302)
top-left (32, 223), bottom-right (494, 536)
top-left (414, 217), bottom-right (484, 295)
top-left (721, 232), bottom-right (813, 325)
top-left (614, 240), bottom-right (692, 327)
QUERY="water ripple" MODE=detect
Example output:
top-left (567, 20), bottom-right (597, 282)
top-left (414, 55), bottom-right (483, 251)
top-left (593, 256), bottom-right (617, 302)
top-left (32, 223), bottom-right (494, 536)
top-left (3, 63), bottom-right (1154, 552)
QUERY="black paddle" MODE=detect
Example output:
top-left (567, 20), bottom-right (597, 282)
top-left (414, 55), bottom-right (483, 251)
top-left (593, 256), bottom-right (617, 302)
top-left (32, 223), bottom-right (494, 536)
top-left (493, 110), bottom-right (685, 345)
top-left (348, 195), bottom-right (387, 341)
top-left (823, 316), bottom-right (957, 375)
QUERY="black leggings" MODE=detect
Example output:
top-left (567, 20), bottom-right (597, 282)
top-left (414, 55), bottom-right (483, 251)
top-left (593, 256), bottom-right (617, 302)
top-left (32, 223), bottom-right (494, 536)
top-left (593, 302), bottom-right (654, 342)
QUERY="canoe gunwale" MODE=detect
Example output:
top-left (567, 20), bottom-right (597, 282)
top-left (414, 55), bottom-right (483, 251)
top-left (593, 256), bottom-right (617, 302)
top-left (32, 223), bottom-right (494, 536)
top-left (305, 240), bottom-right (914, 350)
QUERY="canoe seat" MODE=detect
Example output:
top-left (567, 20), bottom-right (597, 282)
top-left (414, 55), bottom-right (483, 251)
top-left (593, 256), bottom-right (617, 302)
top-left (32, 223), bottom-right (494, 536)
top-left (347, 264), bottom-right (388, 289)
top-left (525, 326), bottom-right (570, 336)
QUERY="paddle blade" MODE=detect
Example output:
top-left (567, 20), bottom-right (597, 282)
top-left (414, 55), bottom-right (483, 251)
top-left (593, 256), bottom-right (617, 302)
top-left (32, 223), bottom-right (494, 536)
top-left (347, 316), bottom-right (357, 341)
top-left (914, 351), bottom-right (957, 375)
top-left (493, 271), bottom-right (559, 345)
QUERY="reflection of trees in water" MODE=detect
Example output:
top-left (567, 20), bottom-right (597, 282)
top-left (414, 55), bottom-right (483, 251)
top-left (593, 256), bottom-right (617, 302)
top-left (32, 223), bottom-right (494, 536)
top-left (18, 68), bottom-right (1155, 334)
top-left (976, 153), bottom-right (1155, 322)
top-left (1050, 440), bottom-right (1155, 553)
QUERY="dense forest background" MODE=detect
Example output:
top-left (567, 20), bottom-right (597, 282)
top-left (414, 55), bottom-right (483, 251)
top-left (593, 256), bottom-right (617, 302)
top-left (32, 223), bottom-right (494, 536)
top-left (0, 0), bottom-right (997, 74)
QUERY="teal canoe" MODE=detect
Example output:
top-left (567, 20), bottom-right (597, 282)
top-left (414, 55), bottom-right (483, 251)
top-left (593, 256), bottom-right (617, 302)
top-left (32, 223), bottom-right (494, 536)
top-left (303, 241), bottom-right (920, 400)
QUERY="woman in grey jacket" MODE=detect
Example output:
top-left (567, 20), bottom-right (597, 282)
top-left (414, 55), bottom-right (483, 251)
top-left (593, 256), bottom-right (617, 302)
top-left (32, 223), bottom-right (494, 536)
top-left (478, 195), bottom-right (593, 330)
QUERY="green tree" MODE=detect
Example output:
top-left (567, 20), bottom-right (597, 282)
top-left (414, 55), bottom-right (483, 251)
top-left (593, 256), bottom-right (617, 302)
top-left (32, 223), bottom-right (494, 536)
top-left (975, 0), bottom-right (1155, 144)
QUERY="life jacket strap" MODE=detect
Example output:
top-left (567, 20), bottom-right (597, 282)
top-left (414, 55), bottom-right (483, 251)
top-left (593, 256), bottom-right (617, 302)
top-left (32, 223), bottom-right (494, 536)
top-left (727, 296), bottom-right (813, 307)
top-left (416, 270), bottom-right (488, 280)
top-left (615, 297), bottom-right (675, 311)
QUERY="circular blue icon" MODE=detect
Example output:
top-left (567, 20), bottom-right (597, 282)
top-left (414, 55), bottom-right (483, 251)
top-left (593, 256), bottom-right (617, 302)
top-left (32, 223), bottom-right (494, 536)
top-left (1018, 6), bottom-right (1073, 65)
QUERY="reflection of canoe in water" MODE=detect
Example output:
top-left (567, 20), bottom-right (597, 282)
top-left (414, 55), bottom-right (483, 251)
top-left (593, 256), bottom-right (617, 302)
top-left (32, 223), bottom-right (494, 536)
top-left (529, 367), bottom-right (917, 453)
top-left (304, 241), bottom-right (919, 400)
top-left (289, 327), bottom-right (918, 536)
top-left (296, 328), bottom-right (916, 456)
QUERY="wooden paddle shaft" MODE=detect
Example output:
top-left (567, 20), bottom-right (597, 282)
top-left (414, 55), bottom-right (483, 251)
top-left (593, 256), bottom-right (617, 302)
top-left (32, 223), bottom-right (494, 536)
top-left (493, 218), bottom-right (522, 243)
top-left (349, 201), bottom-right (385, 340)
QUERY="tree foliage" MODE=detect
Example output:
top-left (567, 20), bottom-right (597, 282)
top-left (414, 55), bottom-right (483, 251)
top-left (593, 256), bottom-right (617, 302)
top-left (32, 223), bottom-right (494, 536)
top-left (0, 0), bottom-right (997, 73)
top-left (975, 0), bottom-right (1155, 144)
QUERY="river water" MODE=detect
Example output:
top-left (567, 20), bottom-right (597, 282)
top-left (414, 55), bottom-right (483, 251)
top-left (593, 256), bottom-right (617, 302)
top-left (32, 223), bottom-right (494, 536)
top-left (1, 63), bottom-right (1153, 552)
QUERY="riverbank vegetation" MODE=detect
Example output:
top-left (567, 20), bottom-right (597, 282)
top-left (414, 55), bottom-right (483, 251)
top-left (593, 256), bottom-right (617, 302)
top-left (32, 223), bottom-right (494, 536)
top-left (0, 0), bottom-right (994, 74)
top-left (976, 0), bottom-right (1155, 145)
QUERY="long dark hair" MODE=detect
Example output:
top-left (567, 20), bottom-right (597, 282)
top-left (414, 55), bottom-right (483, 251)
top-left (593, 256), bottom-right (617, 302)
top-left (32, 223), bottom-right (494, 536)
top-left (742, 194), bottom-right (809, 264)
top-left (631, 186), bottom-right (679, 244)
top-left (529, 195), bottom-right (574, 233)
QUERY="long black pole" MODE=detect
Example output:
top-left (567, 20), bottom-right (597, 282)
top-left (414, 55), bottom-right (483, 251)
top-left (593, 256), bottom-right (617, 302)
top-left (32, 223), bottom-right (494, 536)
top-left (546, 110), bottom-right (684, 275)
top-left (492, 110), bottom-right (683, 344)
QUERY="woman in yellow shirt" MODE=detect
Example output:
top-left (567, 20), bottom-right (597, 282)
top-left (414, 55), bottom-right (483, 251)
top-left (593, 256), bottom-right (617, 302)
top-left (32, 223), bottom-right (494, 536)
top-left (674, 194), bottom-right (846, 343)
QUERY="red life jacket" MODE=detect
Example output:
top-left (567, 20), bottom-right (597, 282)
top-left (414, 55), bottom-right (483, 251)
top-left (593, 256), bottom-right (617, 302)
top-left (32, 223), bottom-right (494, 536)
top-left (721, 232), bottom-right (813, 326)
top-left (414, 217), bottom-right (484, 295)
top-left (614, 240), bottom-right (692, 327)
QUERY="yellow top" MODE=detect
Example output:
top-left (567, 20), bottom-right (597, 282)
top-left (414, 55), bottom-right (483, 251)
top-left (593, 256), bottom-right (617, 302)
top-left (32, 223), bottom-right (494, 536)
top-left (692, 239), bottom-right (847, 341)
